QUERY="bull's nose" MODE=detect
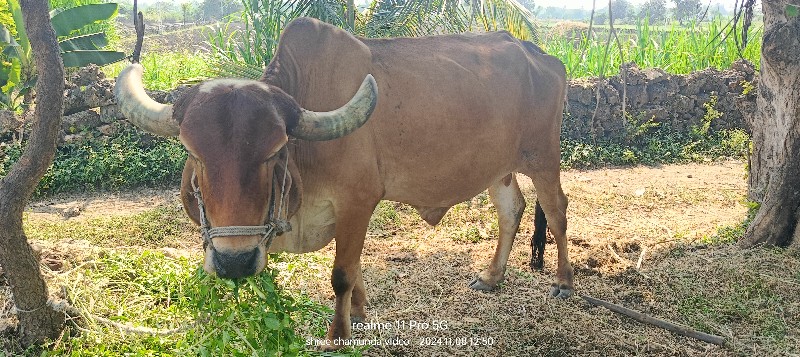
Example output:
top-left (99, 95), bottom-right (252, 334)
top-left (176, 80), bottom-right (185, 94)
top-left (212, 248), bottom-right (259, 279)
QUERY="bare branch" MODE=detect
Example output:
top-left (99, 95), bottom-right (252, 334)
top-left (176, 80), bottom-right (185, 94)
top-left (581, 294), bottom-right (727, 346)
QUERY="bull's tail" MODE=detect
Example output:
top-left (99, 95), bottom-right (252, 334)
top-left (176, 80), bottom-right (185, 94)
top-left (530, 199), bottom-right (547, 270)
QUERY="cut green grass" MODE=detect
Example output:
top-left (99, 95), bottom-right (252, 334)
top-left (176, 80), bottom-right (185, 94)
top-left (40, 250), bottom-right (332, 356)
top-left (21, 205), bottom-right (337, 356)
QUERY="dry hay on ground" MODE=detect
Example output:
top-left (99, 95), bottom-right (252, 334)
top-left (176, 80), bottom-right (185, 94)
top-left (4, 161), bottom-right (799, 356)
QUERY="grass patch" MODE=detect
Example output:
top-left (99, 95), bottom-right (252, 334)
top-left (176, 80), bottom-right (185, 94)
top-left (561, 127), bottom-right (750, 169)
top-left (24, 206), bottom-right (193, 247)
top-left (544, 16), bottom-right (762, 78)
top-left (103, 51), bottom-right (212, 91)
top-left (702, 201), bottom-right (760, 245)
top-left (665, 250), bottom-right (794, 352)
top-left (41, 250), bottom-right (332, 356)
top-left (19, 206), bottom-right (336, 356)
top-left (369, 201), bottom-right (402, 233)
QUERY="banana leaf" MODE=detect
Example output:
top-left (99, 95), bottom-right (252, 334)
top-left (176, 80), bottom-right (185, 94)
top-left (59, 32), bottom-right (108, 52)
top-left (62, 50), bottom-right (126, 67)
top-left (50, 3), bottom-right (119, 37)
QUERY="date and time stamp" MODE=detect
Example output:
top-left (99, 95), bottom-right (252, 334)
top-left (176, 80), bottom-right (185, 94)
top-left (305, 319), bottom-right (497, 348)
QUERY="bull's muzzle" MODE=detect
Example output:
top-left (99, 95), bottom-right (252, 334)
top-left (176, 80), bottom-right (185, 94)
top-left (203, 237), bottom-right (267, 279)
top-left (212, 248), bottom-right (258, 279)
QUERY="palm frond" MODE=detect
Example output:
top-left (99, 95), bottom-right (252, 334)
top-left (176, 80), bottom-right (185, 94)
top-left (361, 0), bottom-right (536, 40)
top-left (469, 0), bottom-right (538, 42)
top-left (209, 0), bottom-right (540, 73)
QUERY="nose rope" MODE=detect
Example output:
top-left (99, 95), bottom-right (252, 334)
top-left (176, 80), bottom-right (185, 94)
top-left (190, 148), bottom-right (292, 251)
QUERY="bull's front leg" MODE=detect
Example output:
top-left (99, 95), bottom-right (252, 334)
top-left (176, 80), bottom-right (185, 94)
top-left (324, 204), bottom-right (375, 350)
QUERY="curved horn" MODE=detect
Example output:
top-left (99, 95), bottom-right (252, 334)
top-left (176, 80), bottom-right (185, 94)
top-left (114, 63), bottom-right (179, 137)
top-left (290, 74), bottom-right (378, 141)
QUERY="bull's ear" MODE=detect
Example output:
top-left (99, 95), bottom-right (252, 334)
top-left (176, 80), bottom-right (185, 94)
top-left (180, 160), bottom-right (201, 226)
top-left (270, 89), bottom-right (302, 134)
top-left (172, 85), bottom-right (202, 125)
top-left (285, 151), bottom-right (302, 219)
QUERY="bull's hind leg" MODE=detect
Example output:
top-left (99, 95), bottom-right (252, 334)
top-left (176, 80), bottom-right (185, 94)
top-left (527, 169), bottom-right (573, 298)
top-left (469, 174), bottom-right (526, 291)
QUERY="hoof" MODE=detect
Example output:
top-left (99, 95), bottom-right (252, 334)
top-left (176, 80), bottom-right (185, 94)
top-left (350, 315), bottom-right (365, 324)
top-left (468, 277), bottom-right (496, 291)
top-left (529, 258), bottom-right (544, 271)
top-left (549, 284), bottom-right (573, 299)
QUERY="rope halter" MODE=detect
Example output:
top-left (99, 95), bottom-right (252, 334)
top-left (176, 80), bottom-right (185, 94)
top-left (190, 147), bottom-right (292, 252)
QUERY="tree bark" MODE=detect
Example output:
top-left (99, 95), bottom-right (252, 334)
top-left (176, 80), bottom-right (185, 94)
top-left (345, 0), bottom-right (355, 32)
top-left (0, 0), bottom-right (65, 346)
top-left (743, 0), bottom-right (800, 248)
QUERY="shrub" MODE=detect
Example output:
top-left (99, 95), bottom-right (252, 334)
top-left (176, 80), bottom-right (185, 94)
top-left (1, 126), bottom-right (187, 196)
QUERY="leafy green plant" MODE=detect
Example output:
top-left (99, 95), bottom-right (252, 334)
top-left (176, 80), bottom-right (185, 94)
top-left (0, 0), bottom-right (29, 111)
top-left (560, 124), bottom-right (751, 169)
top-left (544, 16), bottom-right (762, 78)
top-left (454, 226), bottom-right (483, 243)
top-left (1, 127), bottom-right (187, 196)
top-left (624, 112), bottom-right (661, 145)
top-left (104, 50), bottom-right (213, 91)
top-left (693, 94), bottom-right (722, 138)
top-left (44, 250), bottom-right (329, 356)
top-left (1, 1), bottom-right (124, 111)
top-left (177, 266), bottom-right (312, 356)
top-left (51, 3), bottom-right (125, 67)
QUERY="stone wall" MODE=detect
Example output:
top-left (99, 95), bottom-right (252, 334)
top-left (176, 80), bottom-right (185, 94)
top-left (0, 61), bottom-right (759, 144)
top-left (563, 60), bottom-right (757, 141)
top-left (0, 65), bottom-right (179, 145)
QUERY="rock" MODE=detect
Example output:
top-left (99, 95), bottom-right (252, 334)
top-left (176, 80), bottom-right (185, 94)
top-left (165, 85), bottom-right (191, 103)
top-left (63, 79), bottom-right (116, 115)
top-left (100, 105), bottom-right (124, 123)
top-left (62, 132), bottom-right (90, 144)
top-left (97, 124), bottom-right (117, 136)
top-left (83, 81), bottom-right (116, 108)
top-left (62, 109), bottom-right (101, 133)
top-left (70, 64), bottom-right (105, 86)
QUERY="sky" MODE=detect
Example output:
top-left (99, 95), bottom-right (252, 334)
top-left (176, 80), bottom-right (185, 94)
top-left (534, 0), bottom-right (644, 9)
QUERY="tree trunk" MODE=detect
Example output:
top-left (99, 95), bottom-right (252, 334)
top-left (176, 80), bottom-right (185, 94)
top-left (345, 0), bottom-right (355, 32)
top-left (0, 0), bottom-right (65, 346)
top-left (743, 0), bottom-right (800, 249)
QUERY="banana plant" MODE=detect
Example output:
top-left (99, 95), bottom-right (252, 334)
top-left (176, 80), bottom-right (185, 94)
top-left (1, 0), bottom-right (29, 111)
top-left (50, 2), bottom-right (126, 67)
top-left (1, 1), bottom-right (124, 111)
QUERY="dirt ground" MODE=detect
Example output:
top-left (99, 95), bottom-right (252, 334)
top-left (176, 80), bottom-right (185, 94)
top-left (12, 161), bottom-right (800, 356)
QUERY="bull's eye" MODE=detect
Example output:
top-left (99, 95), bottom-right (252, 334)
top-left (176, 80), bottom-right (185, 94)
top-left (265, 144), bottom-right (285, 162)
top-left (187, 152), bottom-right (201, 164)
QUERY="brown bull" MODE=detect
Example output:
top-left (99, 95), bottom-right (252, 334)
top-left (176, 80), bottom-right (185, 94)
top-left (115, 17), bottom-right (572, 347)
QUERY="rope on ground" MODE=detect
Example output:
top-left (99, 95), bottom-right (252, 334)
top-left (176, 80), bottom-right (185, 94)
top-left (580, 294), bottom-right (727, 346)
